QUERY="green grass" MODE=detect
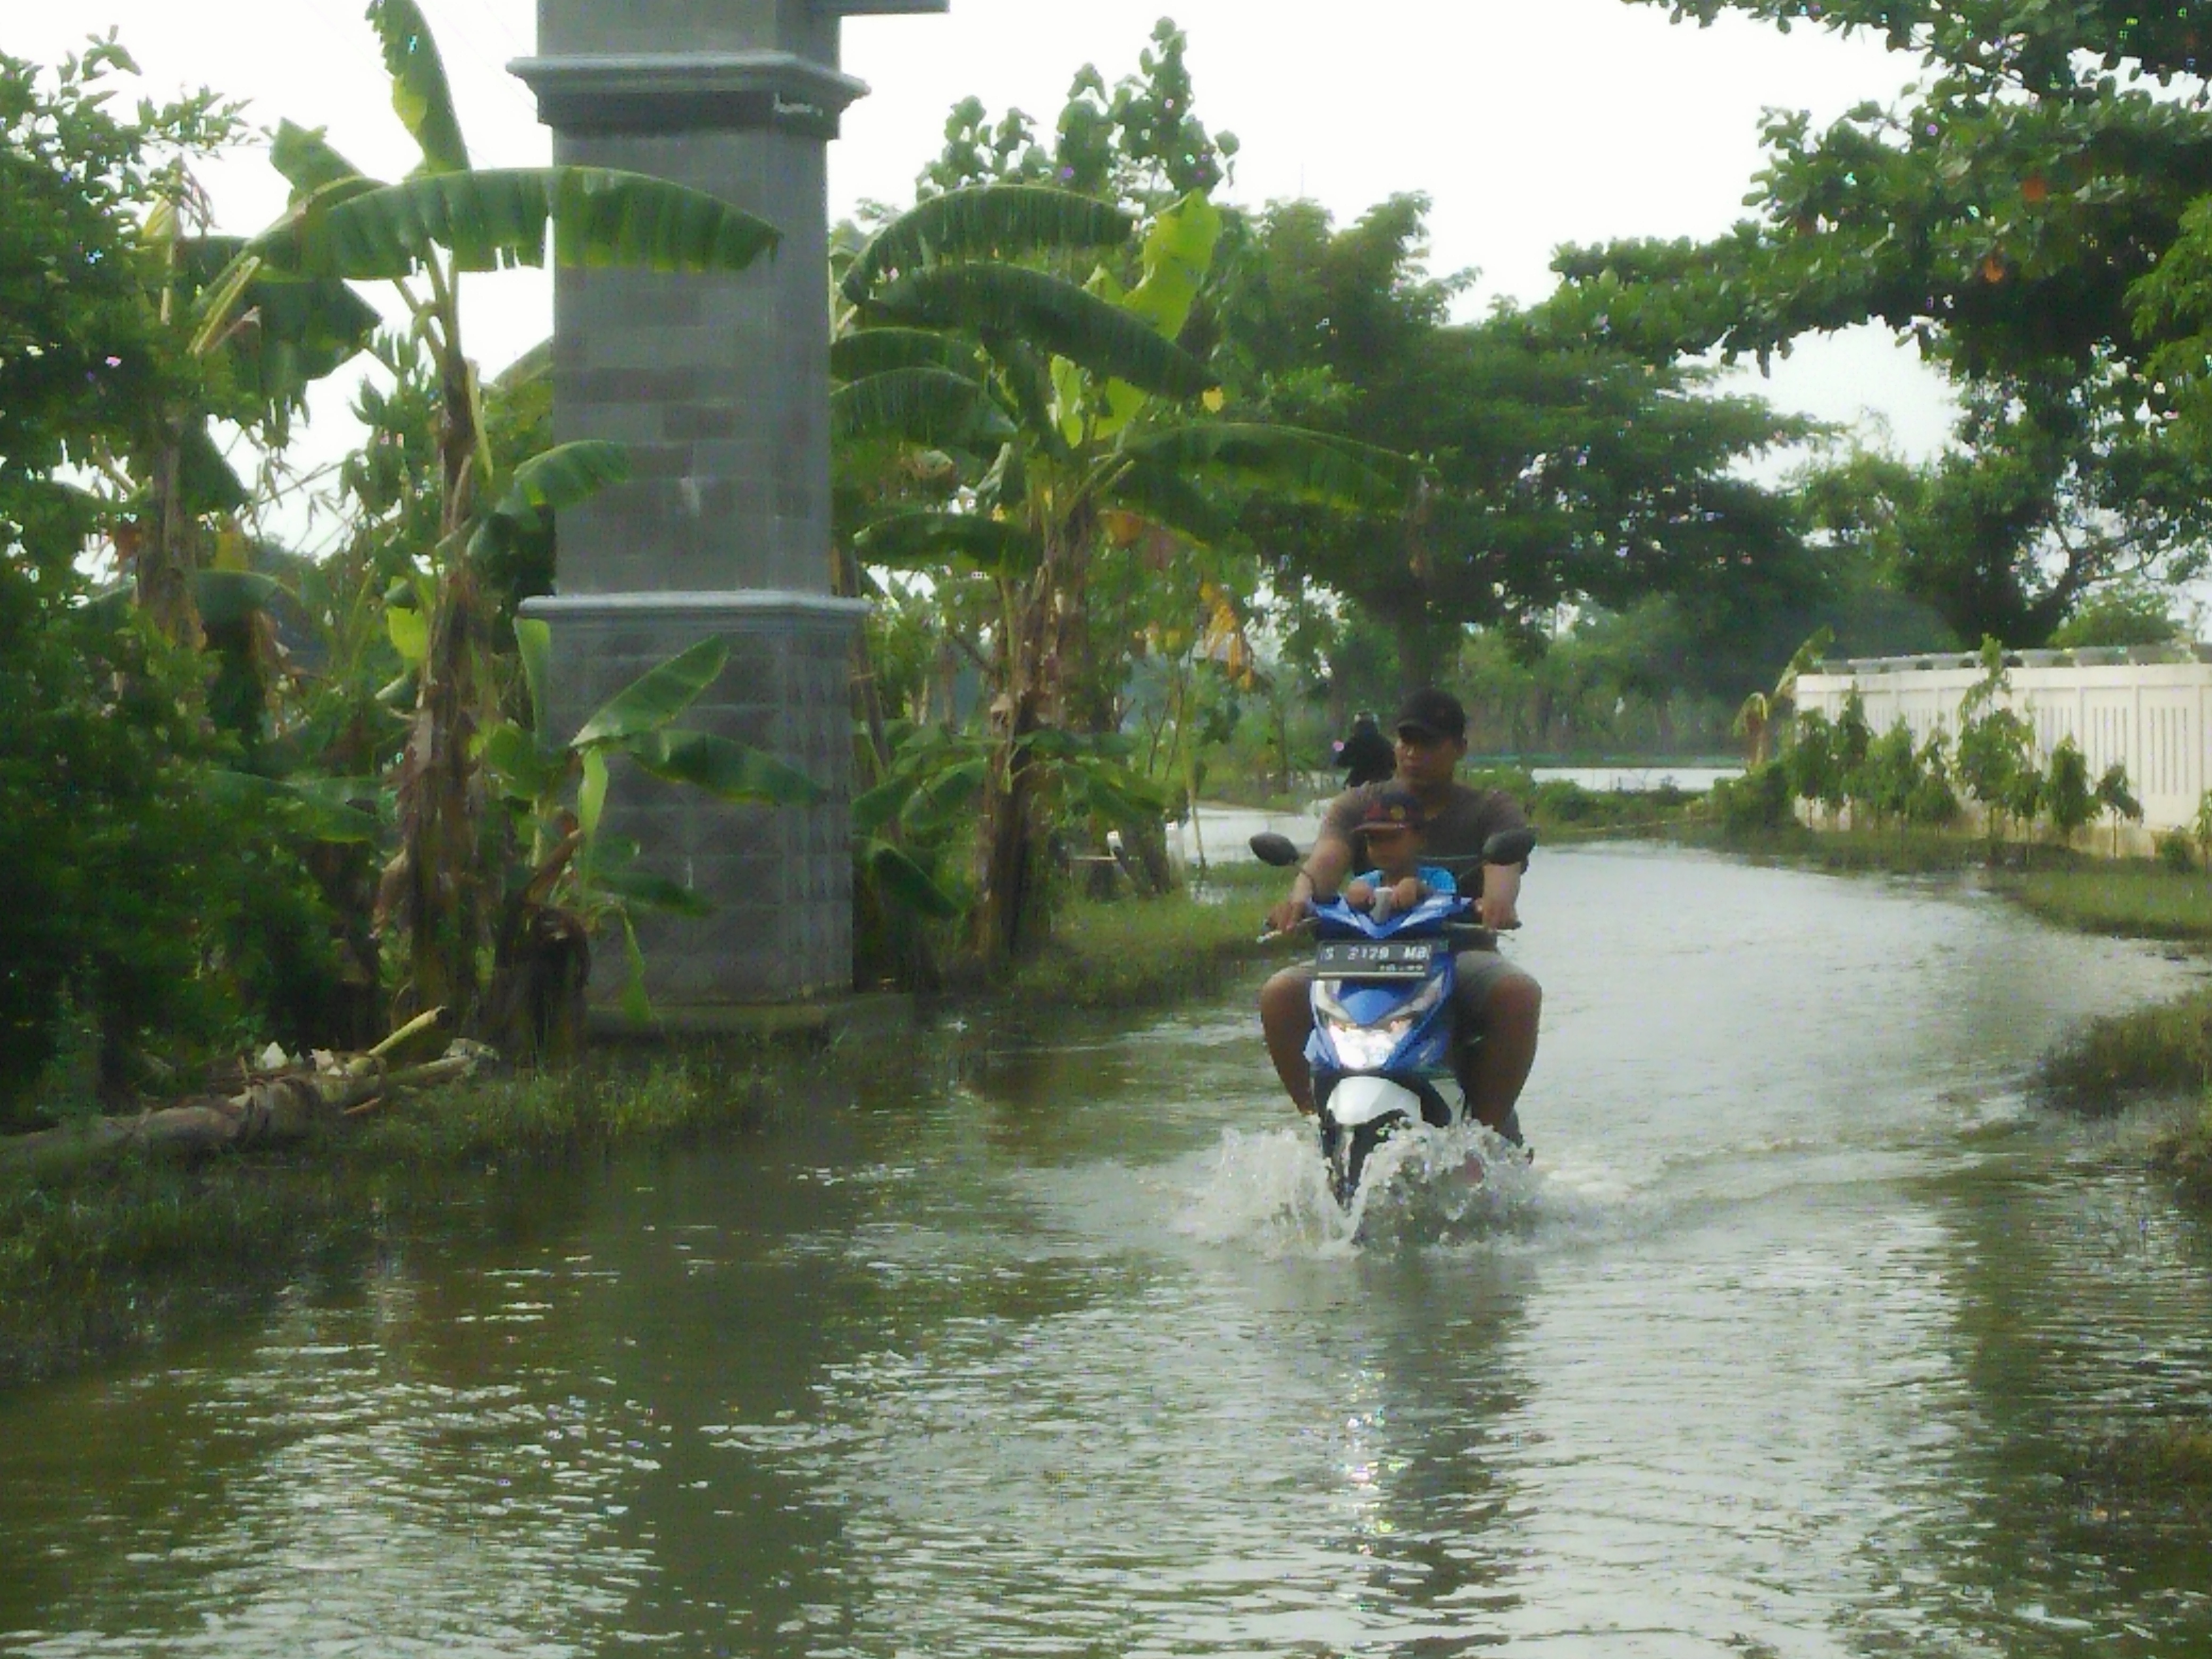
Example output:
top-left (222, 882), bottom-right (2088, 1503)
top-left (998, 862), bottom-right (1281, 1011)
top-left (2152, 1095), bottom-right (2212, 1195)
top-left (2005, 865), bottom-right (2212, 944)
top-left (2039, 990), bottom-right (2212, 1111)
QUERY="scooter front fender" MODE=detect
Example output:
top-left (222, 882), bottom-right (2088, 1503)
top-left (1327, 1075), bottom-right (1425, 1129)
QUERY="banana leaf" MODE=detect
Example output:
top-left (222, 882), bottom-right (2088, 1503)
top-left (480, 719), bottom-right (567, 806)
top-left (367, 0), bottom-right (471, 177)
top-left (595, 866), bottom-right (716, 919)
top-left (841, 185), bottom-right (1134, 304)
top-left (831, 328), bottom-right (978, 382)
top-left (1118, 423), bottom-right (1415, 512)
top-left (270, 120), bottom-right (381, 202)
top-left (627, 730), bottom-right (827, 808)
top-left (252, 167), bottom-right (780, 282)
top-left (387, 605), bottom-right (429, 668)
top-left (870, 264), bottom-right (1216, 400)
top-left (832, 368), bottom-right (1015, 450)
top-left (474, 440), bottom-right (630, 557)
top-left (495, 338), bottom-right (554, 391)
top-left (619, 913), bottom-right (652, 1023)
top-left (1121, 192), bottom-right (1223, 342)
top-left (205, 770), bottom-right (381, 844)
top-left (175, 420), bottom-right (251, 516)
top-left (192, 568), bottom-right (285, 629)
top-left (862, 839), bottom-right (961, 920)
top-left (1102, 462), bottom-right (1242, 547)
top-left (852, 773), bottom-right (919, 839)
top-left (514, 616), bottom-right (555, 751)
top-left (573, 638), bottom-right (729, 747)
top-left (1095, 192), bottom-right (1226, 439)
top-left (852, 510), bottom-right (1040, 575)
top-left (899, 757), bottom-right (990, 842)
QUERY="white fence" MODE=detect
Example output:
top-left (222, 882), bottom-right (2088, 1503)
top-left (1797, 647), bottom-right (2212, 841)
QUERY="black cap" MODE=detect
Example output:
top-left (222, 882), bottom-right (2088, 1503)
top-left (1393, 688), bottom-right (1467, 743)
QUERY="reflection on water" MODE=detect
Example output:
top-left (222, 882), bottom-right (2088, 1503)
top-left (5, 849), bottom-right (2212, 1656)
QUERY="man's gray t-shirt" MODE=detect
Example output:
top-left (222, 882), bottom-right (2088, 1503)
top-left (1319, 782), bottom-right (1530, 894)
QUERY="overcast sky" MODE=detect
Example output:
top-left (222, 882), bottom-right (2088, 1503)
top-left (18, 0), bottom-right (1959, 525)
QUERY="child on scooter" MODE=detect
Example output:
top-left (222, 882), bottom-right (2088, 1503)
top-left (1342, 788), bottom-right (1458, 923)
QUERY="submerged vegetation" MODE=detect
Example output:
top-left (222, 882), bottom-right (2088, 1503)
top-left (0, 1049), bottom-right (802, 1388)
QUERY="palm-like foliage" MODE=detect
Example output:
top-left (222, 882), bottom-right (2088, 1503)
top-left (837, 183), bottom-right (1408, 960)
top-left (477, 625), bottom-right (822, 1059)
top-left (248, 0), bottom-right (786, 1032)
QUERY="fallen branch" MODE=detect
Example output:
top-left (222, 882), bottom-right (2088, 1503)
top-left (1, 1031), bottom-right (489, 1175)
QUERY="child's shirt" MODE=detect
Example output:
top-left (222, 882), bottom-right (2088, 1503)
top-left (1354, 864), bottom-right (1457, 898)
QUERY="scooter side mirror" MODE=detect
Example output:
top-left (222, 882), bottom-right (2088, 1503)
top-left (1250, 832), bottom-right (1303, 868)
top-left (1482, 827), bottom-right (1537, 867)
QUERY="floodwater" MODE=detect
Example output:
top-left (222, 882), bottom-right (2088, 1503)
top-left (7, 847), bottom-right (2212, 1657)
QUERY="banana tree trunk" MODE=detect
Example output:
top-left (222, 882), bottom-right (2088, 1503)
top-left (975, 551), bottom-right (1065, 967)
top-left (136, 424), bottom-right (205, 650)
top-left (389, 320), bottom-right (491, 1027)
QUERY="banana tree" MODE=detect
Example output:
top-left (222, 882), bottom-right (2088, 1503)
top-left (240, 0), bottom-right (784, 1028)
top-left (477, 604), bottom-right (823, 1062)
top-left (835, 183), bottom-right (1409, 961)
top-left (79, 144), bottom-right (380, 649)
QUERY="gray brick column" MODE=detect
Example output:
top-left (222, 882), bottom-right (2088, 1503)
top-left (514, 0), bottom-right (946, 1009)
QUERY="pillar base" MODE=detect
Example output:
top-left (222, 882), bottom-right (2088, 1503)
top-left (519, 590), bottom-right (865, 1006)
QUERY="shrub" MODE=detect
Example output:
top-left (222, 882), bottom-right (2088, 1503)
top-left (2045, 738), bottom-right (2096, 844)
top-left (1853, 719), bottom-right (1919, 827)
top-left (1712, 762), bottom-right (1794, 835)
top-left (2160, 831), bottom-right (2198, 873)
top-left (1786, 710), bottom-right (1844, 821)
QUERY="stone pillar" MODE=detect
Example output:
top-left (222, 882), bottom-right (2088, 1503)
top-left (514, 0), bottom-right (946, 1008)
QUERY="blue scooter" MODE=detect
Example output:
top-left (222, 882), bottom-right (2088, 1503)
top-left (1254, 827), bottom-right (1535, 1206)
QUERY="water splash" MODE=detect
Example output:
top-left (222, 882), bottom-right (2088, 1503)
top-left (1173, 1117), bottom-right (1573, 1258)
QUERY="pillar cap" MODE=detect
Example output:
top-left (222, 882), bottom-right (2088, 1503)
top-left (512, 51), bottom-right (870, 136)
top-left (522, 591), bottom-right (869, 632)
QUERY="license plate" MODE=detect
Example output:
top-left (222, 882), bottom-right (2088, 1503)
top-left (1314, 940), bottom-right (1436, 979)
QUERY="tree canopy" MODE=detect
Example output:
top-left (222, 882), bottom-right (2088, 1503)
top-left (1221, 195), bottom-right (1813, 687)
top-left (1551, 0), bottom-right (2212, 644)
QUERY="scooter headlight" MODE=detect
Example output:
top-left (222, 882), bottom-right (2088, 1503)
top-left (1317, 973), bottom-right (1451, 1072)
top-left (1353, 1027), bottom-right (1418, 1070)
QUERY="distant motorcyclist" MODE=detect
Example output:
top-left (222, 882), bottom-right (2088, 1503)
top-left (1261, 689), bottom-right (1541, 1135)
top-left (1336, 710), bottom-right (1395, 788)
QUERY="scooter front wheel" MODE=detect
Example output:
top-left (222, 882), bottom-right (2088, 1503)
top-left (1328, 1112), bottom-right (1412, 1209)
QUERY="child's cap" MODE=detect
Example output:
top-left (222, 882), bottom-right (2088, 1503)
top-left (1359, 787), bottom-right (1424, 832)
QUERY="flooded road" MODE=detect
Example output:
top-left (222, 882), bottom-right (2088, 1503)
top-left (6, 847), bottom-right (2212, 1656)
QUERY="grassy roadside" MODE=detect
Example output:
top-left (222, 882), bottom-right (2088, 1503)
top-left (996, 862), bottom-right (1280, 1011)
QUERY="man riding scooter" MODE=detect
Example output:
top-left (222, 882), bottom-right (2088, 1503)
top-left (1260, 689), bottom-right (1541, 1141)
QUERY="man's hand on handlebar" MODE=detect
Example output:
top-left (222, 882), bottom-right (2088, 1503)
top-left (1477, 891), bottom-right (1521, 932)
top-left (1266, 895), bottom-right (1309, 936)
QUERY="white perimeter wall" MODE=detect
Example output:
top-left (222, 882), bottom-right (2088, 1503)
top-left (1798, 662), bottom-right (2212, 834)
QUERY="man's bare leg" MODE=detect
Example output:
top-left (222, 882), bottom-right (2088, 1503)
top-left (1259, 967), bottom-right (1317, 1116)
top-left (1456, 966), bottom-right (1541, 1134)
